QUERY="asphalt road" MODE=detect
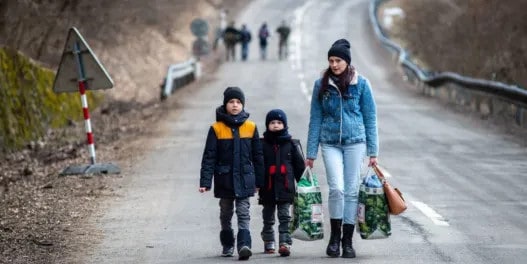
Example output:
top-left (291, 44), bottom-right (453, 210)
top-left (85, 0), bottom-right (527, 263)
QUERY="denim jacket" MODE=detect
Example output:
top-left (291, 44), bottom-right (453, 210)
top-left (306, 73), bottom-right (378, 159)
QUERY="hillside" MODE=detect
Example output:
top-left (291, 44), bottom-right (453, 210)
top-left (381, 0), bottom-right (527, 89)
top-left (1, 0), bottom-right (243, 102)
top-left (0, 1), bottom-right (246, 263)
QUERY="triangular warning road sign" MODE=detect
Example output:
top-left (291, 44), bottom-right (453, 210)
top-left (53, 27), bottom-right (114, 93)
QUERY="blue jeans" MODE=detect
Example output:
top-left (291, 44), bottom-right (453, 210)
top-left (321, 143), bottom-right (366, 224)
top-left (241, 43), bottom-right (249, 61)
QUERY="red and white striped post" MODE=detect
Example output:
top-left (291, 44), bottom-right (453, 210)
top-left (74, 41), bottom-right (96, 165)
top-left (54, 27), bottom-right (120, 176)
top-left (78, 80), bottom-right (96, 164)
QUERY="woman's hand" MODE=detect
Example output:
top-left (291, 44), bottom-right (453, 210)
top-left (305, 159), bottom-right (315, 168)
top-left (368, 156), bottom-right (378, 167)
top-left (198, 187), bottom-right (209, 193)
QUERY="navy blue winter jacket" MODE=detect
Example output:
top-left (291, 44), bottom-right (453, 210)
top-left (200, 107), bottom-right (264, 198)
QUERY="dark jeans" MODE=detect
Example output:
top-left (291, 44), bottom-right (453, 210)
top-left (241, 43), bottom-right (249, 61)
top-left (220, 198), bottom-right (250, 231)
top-left (261, 202), bottom-right (292, 245)
top-left (278, 39), bottom-right (288, 59)
top-left (225, 43), bottom-right (236, 61)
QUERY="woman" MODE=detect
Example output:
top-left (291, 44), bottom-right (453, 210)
top-left (306, 39), bottom-right (378, 258)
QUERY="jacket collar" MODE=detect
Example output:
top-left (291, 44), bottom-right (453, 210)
top-left (328, 71), bottom-right (359, 88)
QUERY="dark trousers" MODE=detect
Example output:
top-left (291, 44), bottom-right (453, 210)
top-left (220, 198), bottom-right (251, 249)
top-left (225, 43), bottom-right (236, 61)
top-left (261, 202), bottom-right (292, 245)
top-left (241, 43), bottom-right (249, 61)
top-left (220, 198), bottom-right (250, 230)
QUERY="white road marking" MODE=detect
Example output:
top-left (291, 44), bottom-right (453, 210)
top-left (291, 0), bottom-right (317, 102)
top-left (411, 201), bottom-right (450, 226)
top-left (300, 81), bottom-right (310, 101)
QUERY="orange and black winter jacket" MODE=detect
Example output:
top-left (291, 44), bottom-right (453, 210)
top-left (200, 110), bottom-right (264, 199)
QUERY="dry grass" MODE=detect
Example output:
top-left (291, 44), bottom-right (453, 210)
top-left (382, 0), bottom-right (527, 88)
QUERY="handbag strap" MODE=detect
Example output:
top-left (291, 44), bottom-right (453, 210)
top-left (372, 165), bottom-right (386, 183)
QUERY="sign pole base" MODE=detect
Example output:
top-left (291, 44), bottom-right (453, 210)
top-left (59, 163), bottom-right (121, 176)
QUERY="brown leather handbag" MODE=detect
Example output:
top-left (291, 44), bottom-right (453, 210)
top-left (373, 165), bottom-right (407, 215)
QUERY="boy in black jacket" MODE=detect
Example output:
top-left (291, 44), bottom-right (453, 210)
top-left (258, 109), bottom-right (306, 257)
top-left (199, 87), bottom-right (264, 260)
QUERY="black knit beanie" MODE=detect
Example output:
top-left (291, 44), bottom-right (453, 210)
top-left (327, 38), bottom-right (351, 65)
top-left (223, 86), bottom-right (245, 106)
top-left (265, 109), bottom-right (288, 128)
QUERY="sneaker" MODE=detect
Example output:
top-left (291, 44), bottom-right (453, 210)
top-left (264, 241), bottom-right (276, 254)
top-left (221, 246), bottom-right (234, 257)
top-left (238, 246), bottom-right (252, 260)
top-left (278, 243), bottom-right (291, 257)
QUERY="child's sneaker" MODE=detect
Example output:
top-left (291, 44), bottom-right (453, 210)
top-left (264, 241), bottom-right (276, 254)
top-left (278, 243), bottom-right (291, 257)
top-left (221, 246), bottom-right (234, 257)
top-left (238, 246), bottom-right (252, 260)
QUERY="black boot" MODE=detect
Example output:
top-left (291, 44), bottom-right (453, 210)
top-left (341, 224), bottom-right (356, 258)
top-left (326, 219), bottom-right (342, 257)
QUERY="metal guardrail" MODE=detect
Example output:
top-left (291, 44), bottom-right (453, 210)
top-left (369, 0), bottom-right (527, 104)
top-left (160, 57), bottom-right (201, 100)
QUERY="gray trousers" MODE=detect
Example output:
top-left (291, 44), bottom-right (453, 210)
top-left (261, 202), bottom-right (292, 245)
top-left (220, 198), bottom-right (250, 231)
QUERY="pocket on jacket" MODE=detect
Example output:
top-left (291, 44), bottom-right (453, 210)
top-left (243, 164), bottom-right (255, 188)
top-left (214, 165), bottom-right (233, 190)
top-left (216, 165), bottom-right (231, 175)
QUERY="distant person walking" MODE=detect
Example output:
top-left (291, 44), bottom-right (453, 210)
top-left (276, 21), bottom-right (291, 60)
top-left (223, 21), bottom-right (240, 61)
top-left (239, 24), bottom-right (252, 61)
top-left (258, 22), bottom-right (270, 60)
top-left (258, 109), bottom-right (305, 257)
top-left (306, 39), bottom-right (379, 259)
top-left (199, 87), bottom-right (265, 260)
top-left (213, 9), bottom-right (228, 51)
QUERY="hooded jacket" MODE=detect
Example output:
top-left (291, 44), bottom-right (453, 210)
top-left (200, 106), bottom-right (264, 198)
top-left (258, 130), bottom-right (305, 204)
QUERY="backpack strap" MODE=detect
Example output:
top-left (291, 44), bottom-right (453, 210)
top-left (291, 139), bottom-right (305, 160)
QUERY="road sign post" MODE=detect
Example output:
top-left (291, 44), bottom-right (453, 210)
top-left (53, 27), bottom-right (120, 176)
top-left (190, 18), bottom-right (210, 58)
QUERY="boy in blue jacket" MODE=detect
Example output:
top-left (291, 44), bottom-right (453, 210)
top-left (199, 87), bottom-right (264, 260)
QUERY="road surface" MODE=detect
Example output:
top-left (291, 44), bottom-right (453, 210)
top-left (85, 0), bottom-right (527, 263)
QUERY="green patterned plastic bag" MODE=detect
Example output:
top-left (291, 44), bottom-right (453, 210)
top-left (357, 169), bottom-right (391, 239)
top-left (290, 167), bottom-right (324, 241)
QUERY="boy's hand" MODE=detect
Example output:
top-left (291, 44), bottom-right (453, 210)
top-left (255, 188), bottom-right (260, 193)
top-left (199, 187), bottom-right (209, 193)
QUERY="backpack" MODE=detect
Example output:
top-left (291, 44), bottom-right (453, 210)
top-left (259, 27), bottom-right (269, 39)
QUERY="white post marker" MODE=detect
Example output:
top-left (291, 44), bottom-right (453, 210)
top-left (53, 27), bottom-right (120, 176)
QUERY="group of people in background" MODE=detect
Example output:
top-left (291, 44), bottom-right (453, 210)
top-left (219, 20), bottom-right (291, 61)
top-left (200, 38), bottom-right (379, 260)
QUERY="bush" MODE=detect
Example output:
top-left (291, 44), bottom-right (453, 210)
top-left (0, 47), bottom-right (102, 151)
